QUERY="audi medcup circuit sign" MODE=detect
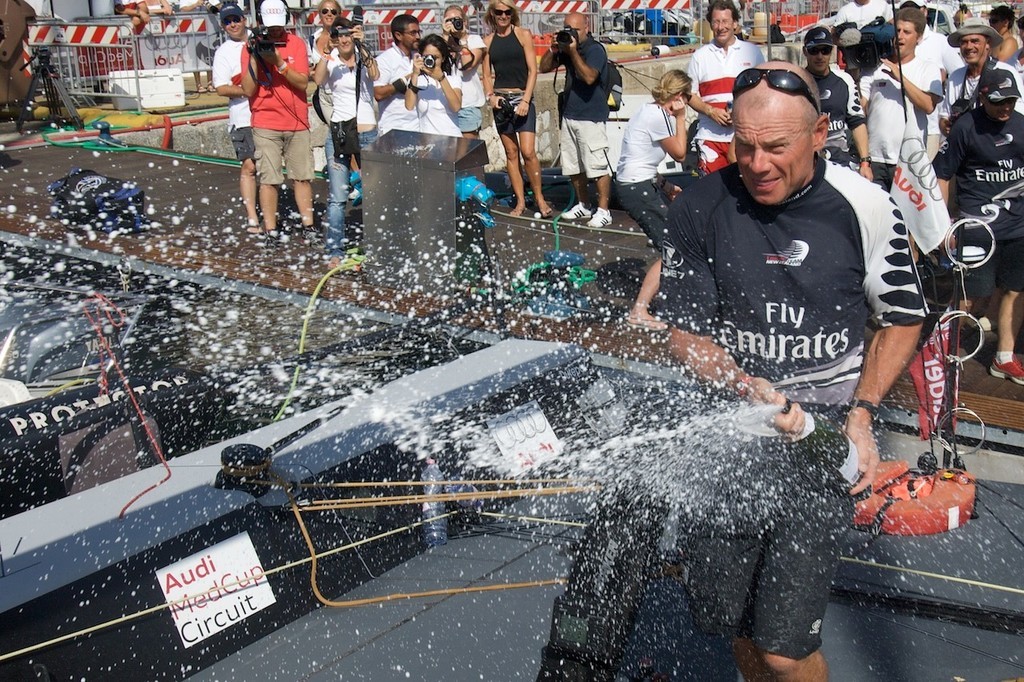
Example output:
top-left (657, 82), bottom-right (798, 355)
top-left (156, 532), bottom-right (277, 648)
top-left (486, 400), bottom-right (564, 476)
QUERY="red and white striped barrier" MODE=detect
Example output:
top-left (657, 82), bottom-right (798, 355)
top-left (58, 24), bottom-right (125, 46)
top-left (600, 0), bottom-right (692, 7)
top-left (150, 17), bottom-right (210, 35)
top-left (521, 1), bottom-right (593, 13)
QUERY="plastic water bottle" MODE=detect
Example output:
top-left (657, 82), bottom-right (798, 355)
top-left (793, 414), bottom-right (861, 488)
top-left (422, 459), bottom-right (448, 547)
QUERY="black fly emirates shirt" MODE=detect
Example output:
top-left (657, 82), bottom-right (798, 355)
top-left (933, 107), bottom-right (1024, 242)
top-left (815, 69), bottom-right (865, 167)
top-left (661, 158), bottom-right (926, 406)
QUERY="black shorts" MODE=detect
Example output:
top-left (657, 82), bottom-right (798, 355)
top-left (229, 126), bottom-right (256, 162)
top-left (682, 442), bottom-right (854, 659)
top-left (963, 235), bottom-right (1024, 298)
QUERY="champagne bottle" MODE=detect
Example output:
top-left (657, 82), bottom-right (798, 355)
top-left (792, 414), bottom-right (861, 487)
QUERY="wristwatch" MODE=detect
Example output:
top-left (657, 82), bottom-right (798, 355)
top-left (859, 156), bottom-right (871, 165)
top-left (850, 399), bottom-right (879, 419)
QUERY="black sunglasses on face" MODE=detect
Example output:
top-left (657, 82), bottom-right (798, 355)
top-left (223, 16), bottom-right (242, 25)
top-left (493, 8), bottom-right (513, 16)
top-left (733, 68), bottom-right (820, 113)
top-left (805, 45), bottom-right (832, 56)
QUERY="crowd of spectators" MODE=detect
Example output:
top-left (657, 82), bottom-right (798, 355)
top-left (196, 1), bottom-right (1024, 377)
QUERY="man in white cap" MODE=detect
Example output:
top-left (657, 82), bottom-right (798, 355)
top-left (935, 69), bottom-right (1024, 385)
top-left (241, 0), bottom-right (315, 239)
top-left (940, 17), bottom-right (1024, 137)
top-left (213, 3), bottom-right (258, 233)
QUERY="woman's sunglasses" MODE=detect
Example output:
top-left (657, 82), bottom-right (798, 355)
top-left (733, 68), bottom-right (820, 113)
top-left (493, 8), bottom-right (513, 16)
top-left (320, 7), bottom-right (339, 15)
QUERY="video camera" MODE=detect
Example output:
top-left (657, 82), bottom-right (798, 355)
top-left (555, 26), bottom-right (578, 46)
top-left (248, 26), bottom-right (286, 55)
top-left (839, 17), bottom-right (894, 71)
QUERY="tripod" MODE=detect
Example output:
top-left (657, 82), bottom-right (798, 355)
top-left (17, 46), bottom-right (84, 133)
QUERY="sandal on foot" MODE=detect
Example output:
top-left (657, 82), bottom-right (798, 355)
top-left (626, 315), bottom-right (668, 331)
top-left (508, 205), bottom-right (526, 217)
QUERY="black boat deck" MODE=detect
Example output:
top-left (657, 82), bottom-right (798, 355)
top-left (2, 144), bottom-right (1023, 437)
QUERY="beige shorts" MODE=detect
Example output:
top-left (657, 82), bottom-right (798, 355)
top-left (253, 128), bottom-right (314, 185)
top-left (560, 119), bottom-right (609, 179)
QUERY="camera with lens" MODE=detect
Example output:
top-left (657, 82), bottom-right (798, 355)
top-left (449, 17), bottom-right (464, 31)
top-left (330, 25), bottom-right (352, 39)
top-left (840, 18), bottom-right (894, 71)
top-left (206, 0), bottom-right (222, 14)
top-left (493, 96), bottom-right (515, 126)
top-left (423, 54), bottom-right (437, 70)
top-left (555, 27), bottom-right (578, 46)
top-left (949, 97), bottom-right (971, 124)
top-left (248, 26), bottom-right (285, 55)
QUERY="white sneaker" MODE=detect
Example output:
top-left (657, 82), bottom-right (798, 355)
top-left (587, 208), bottom-right (612, 228)
top-left (561, 202), bottom-right (592, 220)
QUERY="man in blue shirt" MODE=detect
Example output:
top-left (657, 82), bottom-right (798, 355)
top-left (935, 68), bottom-right (1024, 384)
top-left (539, 12), bottom-right (612, 228)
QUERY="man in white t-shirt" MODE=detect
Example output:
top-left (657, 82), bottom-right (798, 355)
top-left (372, 14), bottom-right (421, 136)
top-left (899, 0), bottom-right (964, 156)
top-left (860, 7), bottom-right (943, 189)
top-left (833, 0), bottom-right (893, 29)
top-left (211, 4), bottom-right (258, 230)
top-left (686, 0), bottom-right (764, 176)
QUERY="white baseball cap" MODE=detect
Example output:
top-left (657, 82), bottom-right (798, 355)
top-left (261, 0), bottom-right (287, 27)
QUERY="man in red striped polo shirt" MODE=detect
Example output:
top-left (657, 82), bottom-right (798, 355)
top-left (687, 0), bottom-right (765, 176)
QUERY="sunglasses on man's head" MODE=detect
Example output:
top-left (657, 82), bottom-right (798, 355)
top-left (493, 8), bottom-right (513, 16)
top-left (733, 68), bottom-right (820, 113)
top-left (805, 45), bottom-right (832, 56)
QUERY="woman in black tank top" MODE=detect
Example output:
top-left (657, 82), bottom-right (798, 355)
top-left (482, 0), bottom-right (553, 217)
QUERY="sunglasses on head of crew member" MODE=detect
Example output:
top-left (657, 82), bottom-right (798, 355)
top-left (733, 68), bottom-right (820, 114)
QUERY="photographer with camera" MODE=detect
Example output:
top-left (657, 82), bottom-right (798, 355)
top-left (539, 11), bottom-right (613, 227)
top-left (482, 1), bottom-right (553, 218)
top-left (859, 7), bottom-right (942, 190)
top-left (313, 17), bottom-right (378, 267)
top-left (442, 5), bottom-right (486, 138)
top-left (240, 0), bottom-right (314, 239)
top-left (212, 3), bottom-right (259, 233)
top-left (940, 19), bottom-right (1024, 136)
top-left (373, 15), bottom-right (421, 136)
top-left (403, 34), bottom-right (463, 137)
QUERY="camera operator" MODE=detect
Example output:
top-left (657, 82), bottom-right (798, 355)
top-left (442, 5), bottom-right (486, 139)
top-left (404, 34), bottom-right (463, 137)
top-left (859, 7), bottom-right (942, 190)
top-left (240, 0), bottom-right (315, 238)
top-left (313, 17), bottom-right (379, 267)
top-left (373, 15), bottom-right (421, 136)
top-left (940, 19), bottom-right (1024, 137)
top-left (212, 3), bottom-right (259, 232)
top-left (539, 11), bottom-right (613, 228)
